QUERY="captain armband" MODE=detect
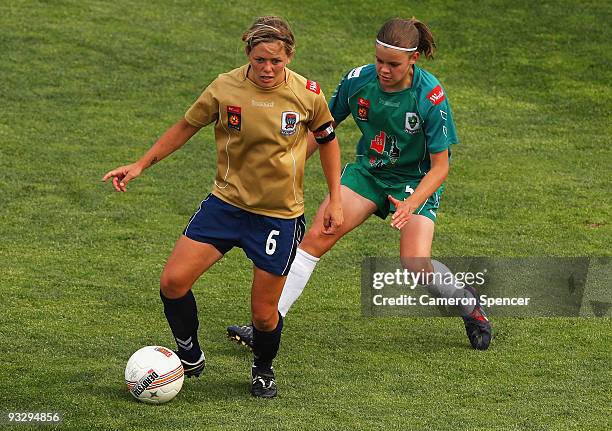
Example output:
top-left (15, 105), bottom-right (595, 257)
top-left (313, 122), bottom-right (336, 144)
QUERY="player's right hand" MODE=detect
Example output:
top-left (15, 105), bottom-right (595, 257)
top-left (102, 163), bottom-right (143, 192)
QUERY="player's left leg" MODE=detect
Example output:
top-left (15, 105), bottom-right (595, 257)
top-left (399, 215), bottom-right (491, 350)
top-left (239, 211), bottom-right (305, 398)
top-left (249, 268), bottom-right (286, 398)
top-left (398, 214), bottom-right (435, 269)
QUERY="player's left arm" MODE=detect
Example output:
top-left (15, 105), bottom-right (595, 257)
top-left (306, 121), bottom-right (337, 159)
top-left (389, 84), bottom-right (457, 229)
top-left (314, 122), bottom-right (343, 234)
top-left (308, 83), bottom-right (344, 233)
top-left (306, 130), bottom-right (319, 159)
top-left (307, 69), bottom-right (353, 160)
top-left (389, 150), bottom-right (448, 229)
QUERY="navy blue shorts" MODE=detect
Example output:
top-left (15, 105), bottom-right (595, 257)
top-left (183, 194), bottom-right (306, 276)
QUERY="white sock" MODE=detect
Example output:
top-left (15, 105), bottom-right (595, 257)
top-left (278, 248), bottom-right (320, 317)
top-left (426, 259), bottom-right (476, 315)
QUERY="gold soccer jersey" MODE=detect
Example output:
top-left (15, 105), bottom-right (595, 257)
top-left (185, 64), bottom-right (333, 219)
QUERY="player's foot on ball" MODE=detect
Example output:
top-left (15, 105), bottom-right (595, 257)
top-left (175, 350), bottom-right (206, 377)
top-left (250, 367), bottom-right (277, 398)
top-left (227, 324), bottom-right (254, 350)
top-left (462, 290), bottom-right (492, 350)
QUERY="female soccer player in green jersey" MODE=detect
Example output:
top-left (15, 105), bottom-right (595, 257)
top-left (228, 17), bottom-right (492, 351)
top-left (103, 16), bottom-right (343, 398)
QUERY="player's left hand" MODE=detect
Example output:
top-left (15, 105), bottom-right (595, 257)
top-left (322, 198), bottom-right (343, 235)
top-left (388, 195), bottom-right (417, 230)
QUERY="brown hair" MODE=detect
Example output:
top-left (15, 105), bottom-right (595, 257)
top-left (376, 17), bottom-right (436, 59)
top-left (242, 16), bottom-right (296, 57)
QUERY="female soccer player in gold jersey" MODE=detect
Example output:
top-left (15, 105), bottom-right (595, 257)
top-left (103, 16), bottom-right (343, 398)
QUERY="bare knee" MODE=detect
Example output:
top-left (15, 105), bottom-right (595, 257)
top-left (400, 257), bottom-right (433, 282)
top-left (251, 307), bottom-right (278, 332)
top-left (160, 270), bottom-right (192, 299)
top-left (299, 228), bottom-right (338, 258)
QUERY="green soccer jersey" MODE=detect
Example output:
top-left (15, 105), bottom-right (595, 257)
top-left (329, 64), bottom-right (459, 183)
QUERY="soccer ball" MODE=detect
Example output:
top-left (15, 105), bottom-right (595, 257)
top-left (124, 346), bottom-right (184, 404)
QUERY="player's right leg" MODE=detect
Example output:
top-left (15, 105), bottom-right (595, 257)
top-left (160, 236), bottom-right (222, 376)
top-left (278, 185), bottom-right (377, 314)
top-left (162, 194), bottom-right (238, 376)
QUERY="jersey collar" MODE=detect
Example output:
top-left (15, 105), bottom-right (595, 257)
top-left (243, 64), bottom-right (290, 89)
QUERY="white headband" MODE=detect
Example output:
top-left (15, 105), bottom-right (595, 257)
top-left (254, 23), bottom-right (281, 33)
top-left (376, 39), bottom-right (417, 52)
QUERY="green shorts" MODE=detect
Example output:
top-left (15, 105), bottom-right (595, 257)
top-left (340, 163), bottom-right (444, 222)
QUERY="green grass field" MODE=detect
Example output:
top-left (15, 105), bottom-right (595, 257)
top-left (1, 0), bottom-right (610, 430)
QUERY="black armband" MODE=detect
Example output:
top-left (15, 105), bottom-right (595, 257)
top-left (313, 121), bottom-right (336, 144)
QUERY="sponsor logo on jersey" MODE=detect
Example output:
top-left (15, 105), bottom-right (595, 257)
top-left (404, 112), bottom-right (421, 134)
top-left (370, 131), bottom-right (386, 154)
top-left (427, 85), bottom-right (445, 105)
top-left (369, 156), bottom-right (384, 168)
top-left (227, 106), bottom-right (241, 131)
top-left (251, 99), bottom-right (274, 108)
top-left (369, 132), bottom-right (401, 167)
top-left (306, 80), bottom-right (320, 94)
top-left (357, 97), bottom-right (370, 121)
top-left (378, 98), bottom-right (400, 108)
top-left (281, 111), bottom-right (300, 135)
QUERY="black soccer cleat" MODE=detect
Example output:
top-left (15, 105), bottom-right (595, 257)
top-left (250, 367), bottom-right (277, 398)
top-left (462, 300), bottom-right (492, 350)
top-left (175, 350), bottom-right (206, 378)
top-left (227, 324), bottom-right (254, 351)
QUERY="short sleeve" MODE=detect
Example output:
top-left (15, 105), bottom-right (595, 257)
top-left (423, 88), bottom-right (459, 154)
top-left (328, 72), bottom-right (352, 125)
top-left (185, 81), bottom-right (219, 128)
top-left (307, 90), bottom-right (334, 132)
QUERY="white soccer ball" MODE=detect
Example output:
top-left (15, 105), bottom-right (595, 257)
top-left (125, 346), bottom-right (184, 404)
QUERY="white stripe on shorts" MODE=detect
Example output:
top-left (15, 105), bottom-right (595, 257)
top-left (281, 218), bottom-right (299, 275)
top-left (184, 195), bottom-right (211, 236)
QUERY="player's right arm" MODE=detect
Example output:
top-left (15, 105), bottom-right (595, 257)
top-left (102, 118), bottom-right (201, 192)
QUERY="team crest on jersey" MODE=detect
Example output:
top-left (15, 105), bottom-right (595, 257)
top-left (404, 112), bottom-right (421, 134)
top-left (281, 111), bottom-right (300, 135)
top-left (227, 106), bottom-right (241, 131)
top-left (357, 97), bottom-right (370, 121)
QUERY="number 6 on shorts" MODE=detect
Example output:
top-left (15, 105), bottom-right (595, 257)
top-left (266, 230), bottom-right (280, 255)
